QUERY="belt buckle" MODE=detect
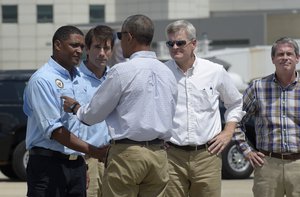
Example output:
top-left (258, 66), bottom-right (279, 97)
top-left (69, 155), bottom-right (78, 160)
top-left (142, 141), bottom-right (149, 147)
top-left (281, 153), bottom-right (292, 160)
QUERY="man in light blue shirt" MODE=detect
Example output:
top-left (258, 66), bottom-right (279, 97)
top-left (23, 25), bottom-right (106, 197)
top-left (79, 25), bottom-right (115, 197)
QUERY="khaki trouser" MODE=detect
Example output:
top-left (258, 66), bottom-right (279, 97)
top-left (102, 143), bottom-right (169, 197)
top-left (166, 146), bottom-right (222, 197)
top-left (86, 157), bottom-right (104, 197)
top-left (253, 156), bottom-right (300, 197)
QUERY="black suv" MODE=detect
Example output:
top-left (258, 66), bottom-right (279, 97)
top-left (0, 69), bottom-right (35, 181)
top-left (220, 102), bottom-right (255, 179)
top-left (0, 69), bottom-right (254, 181)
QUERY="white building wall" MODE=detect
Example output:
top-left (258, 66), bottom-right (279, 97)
top-left (114, 0), bottom-right (168, 21)
top-left (0, 0), bottom-right (115, 70)
top-left (114, 0), bottom-right (209, 21)
top-left (210, 0), bottom-right (300, 11)
top-left (168, 0), bottom-right (209, 19)
top-left (2, 0), bottom-right (300, 69)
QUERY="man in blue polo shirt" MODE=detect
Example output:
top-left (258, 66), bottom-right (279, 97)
top-left (79, 25), bottom-right (115, 197)
top-left (23, 25), bottom-right (107, 197)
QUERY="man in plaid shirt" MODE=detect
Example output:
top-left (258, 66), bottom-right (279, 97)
top-left (234, 37), bottom-right (300, 197)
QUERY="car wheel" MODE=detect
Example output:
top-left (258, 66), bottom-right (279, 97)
top-left (222, 141), bottom-right (253, 179)
top-left (12, 141), bottom-right (28, 181)
top-left (0, 164), bottom-right (18, 179)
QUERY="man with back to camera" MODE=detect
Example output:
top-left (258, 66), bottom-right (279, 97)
top-left (79, 25), bottom-right (114, 197)
top-left (164, 20), bottom-right (244, 197)
top-left (23, 25), bottom-right (107, 197)
top-left (234, 37), bottom-right (300, 197)
top-left (61, 14), bottom-right (178, 197)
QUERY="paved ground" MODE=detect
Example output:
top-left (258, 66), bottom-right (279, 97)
top-left (0, 173), bottom-right (27, 197)
top-left (0, 172), bottom-right (253, 197)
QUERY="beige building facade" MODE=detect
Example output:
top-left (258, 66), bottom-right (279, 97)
top-left (1, 0), bottom-right (300, 70)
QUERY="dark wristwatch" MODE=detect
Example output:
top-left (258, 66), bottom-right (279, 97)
top-left (69, 102), bottom-right (79, 115)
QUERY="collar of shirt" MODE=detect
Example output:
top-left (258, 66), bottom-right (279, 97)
top-left (79, 61), bottom-right (110, 82)
top-left (272, 72), bottom-right (299, 88)
top-left (49, 57), bottom-right (80, 80)
top-left (173, 53), bottom-right (197, 76)
top-left (129, 51), bottom-right (157, 60)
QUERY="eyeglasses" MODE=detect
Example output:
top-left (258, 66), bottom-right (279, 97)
top-left (116, 31), bottom-right (129, 40)
top-left (166, 40), bottom-right (191, 48)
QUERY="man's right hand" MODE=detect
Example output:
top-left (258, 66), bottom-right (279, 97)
top-left (89, 145), bottom-right (110, 162)
top-left (246, 151), bottom-right (265, 168)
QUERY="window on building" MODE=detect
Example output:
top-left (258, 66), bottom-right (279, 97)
top-left (2, 5), bottom-right (18, 23)
top-left (89, 5), bottom-right (105, 23)
top-left (37, 5), bottom-right (53, 23)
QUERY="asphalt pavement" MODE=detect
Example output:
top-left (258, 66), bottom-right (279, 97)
top-left (0, 172), bottom-right (253, 197)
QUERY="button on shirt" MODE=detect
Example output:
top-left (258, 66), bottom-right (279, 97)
top-left (165, 56), bottom-right (244, 145)
top-left (77, 51), bottom-right (178, 141)
top-left (234, 73), bottom-right (300, 154)
top-left (78, 62), bottom-right (111, 147)
top-left (23, 57), bottom-right (89, 155)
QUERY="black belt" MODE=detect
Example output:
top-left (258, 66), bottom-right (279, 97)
top-left (167, 142), bottom-right (208, 151)
top-left (29, 147), bottom-right (81, 161)
top-left (111, 138), bottom-right (163, 146)
top-left (260, 149), bottom-right (300, 160)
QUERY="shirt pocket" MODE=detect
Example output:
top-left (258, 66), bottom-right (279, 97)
top-left (73, 84), bottom-right (89, 104)
top-left (192, 86), bottom-right (217, 112)
top-left (57, 88), bottom-right (74, 98)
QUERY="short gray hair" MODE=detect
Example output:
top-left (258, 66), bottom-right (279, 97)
top-left (271, 37), bottom-right (299, 57)
top-left (165, 20), bottom-right (196, 40)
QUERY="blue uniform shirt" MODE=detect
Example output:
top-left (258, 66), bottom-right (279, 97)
top-left (78, 62), bottom-right (111, 147)
top-left (23, 57), bottom-right (89, 155)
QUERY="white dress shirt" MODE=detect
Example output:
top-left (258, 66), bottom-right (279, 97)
top-left (165, 56), bottom-right (244, 145)
top-left (77, 51), bottom-right (178, 141)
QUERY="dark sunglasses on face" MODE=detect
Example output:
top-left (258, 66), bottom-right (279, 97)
top-left (116, 31), bottom-right (128, 40)
top-left (166, 40), bottom-right (188, 48)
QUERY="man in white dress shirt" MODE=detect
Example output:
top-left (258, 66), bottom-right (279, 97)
top-left (62, 14), bottom-right (178, 197)
top-left (164, 20), bottom-right (244, 197)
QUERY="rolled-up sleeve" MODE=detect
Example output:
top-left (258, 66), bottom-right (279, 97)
top-left (220, 68), bottom-right (245, 123)
top-left (27, 78), bottom-right (63, 138)
top-left (233, 82), bottom-right (257, 155)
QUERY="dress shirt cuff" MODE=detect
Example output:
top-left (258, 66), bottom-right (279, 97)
top-left (76, 105), bottom-right (92, 126)
top-left (243, 147), bottom-right (253, 157)
top-left (238, 142), bottom-right (253, 157)
top-left (225, 110), bottom-right (246, 123)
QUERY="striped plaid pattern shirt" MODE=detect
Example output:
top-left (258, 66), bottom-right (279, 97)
top-left (234, 72), bottom-right (300, 154)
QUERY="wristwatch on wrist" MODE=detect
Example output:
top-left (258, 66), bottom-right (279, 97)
top-left (69, 102), bottom-right (79, 115)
